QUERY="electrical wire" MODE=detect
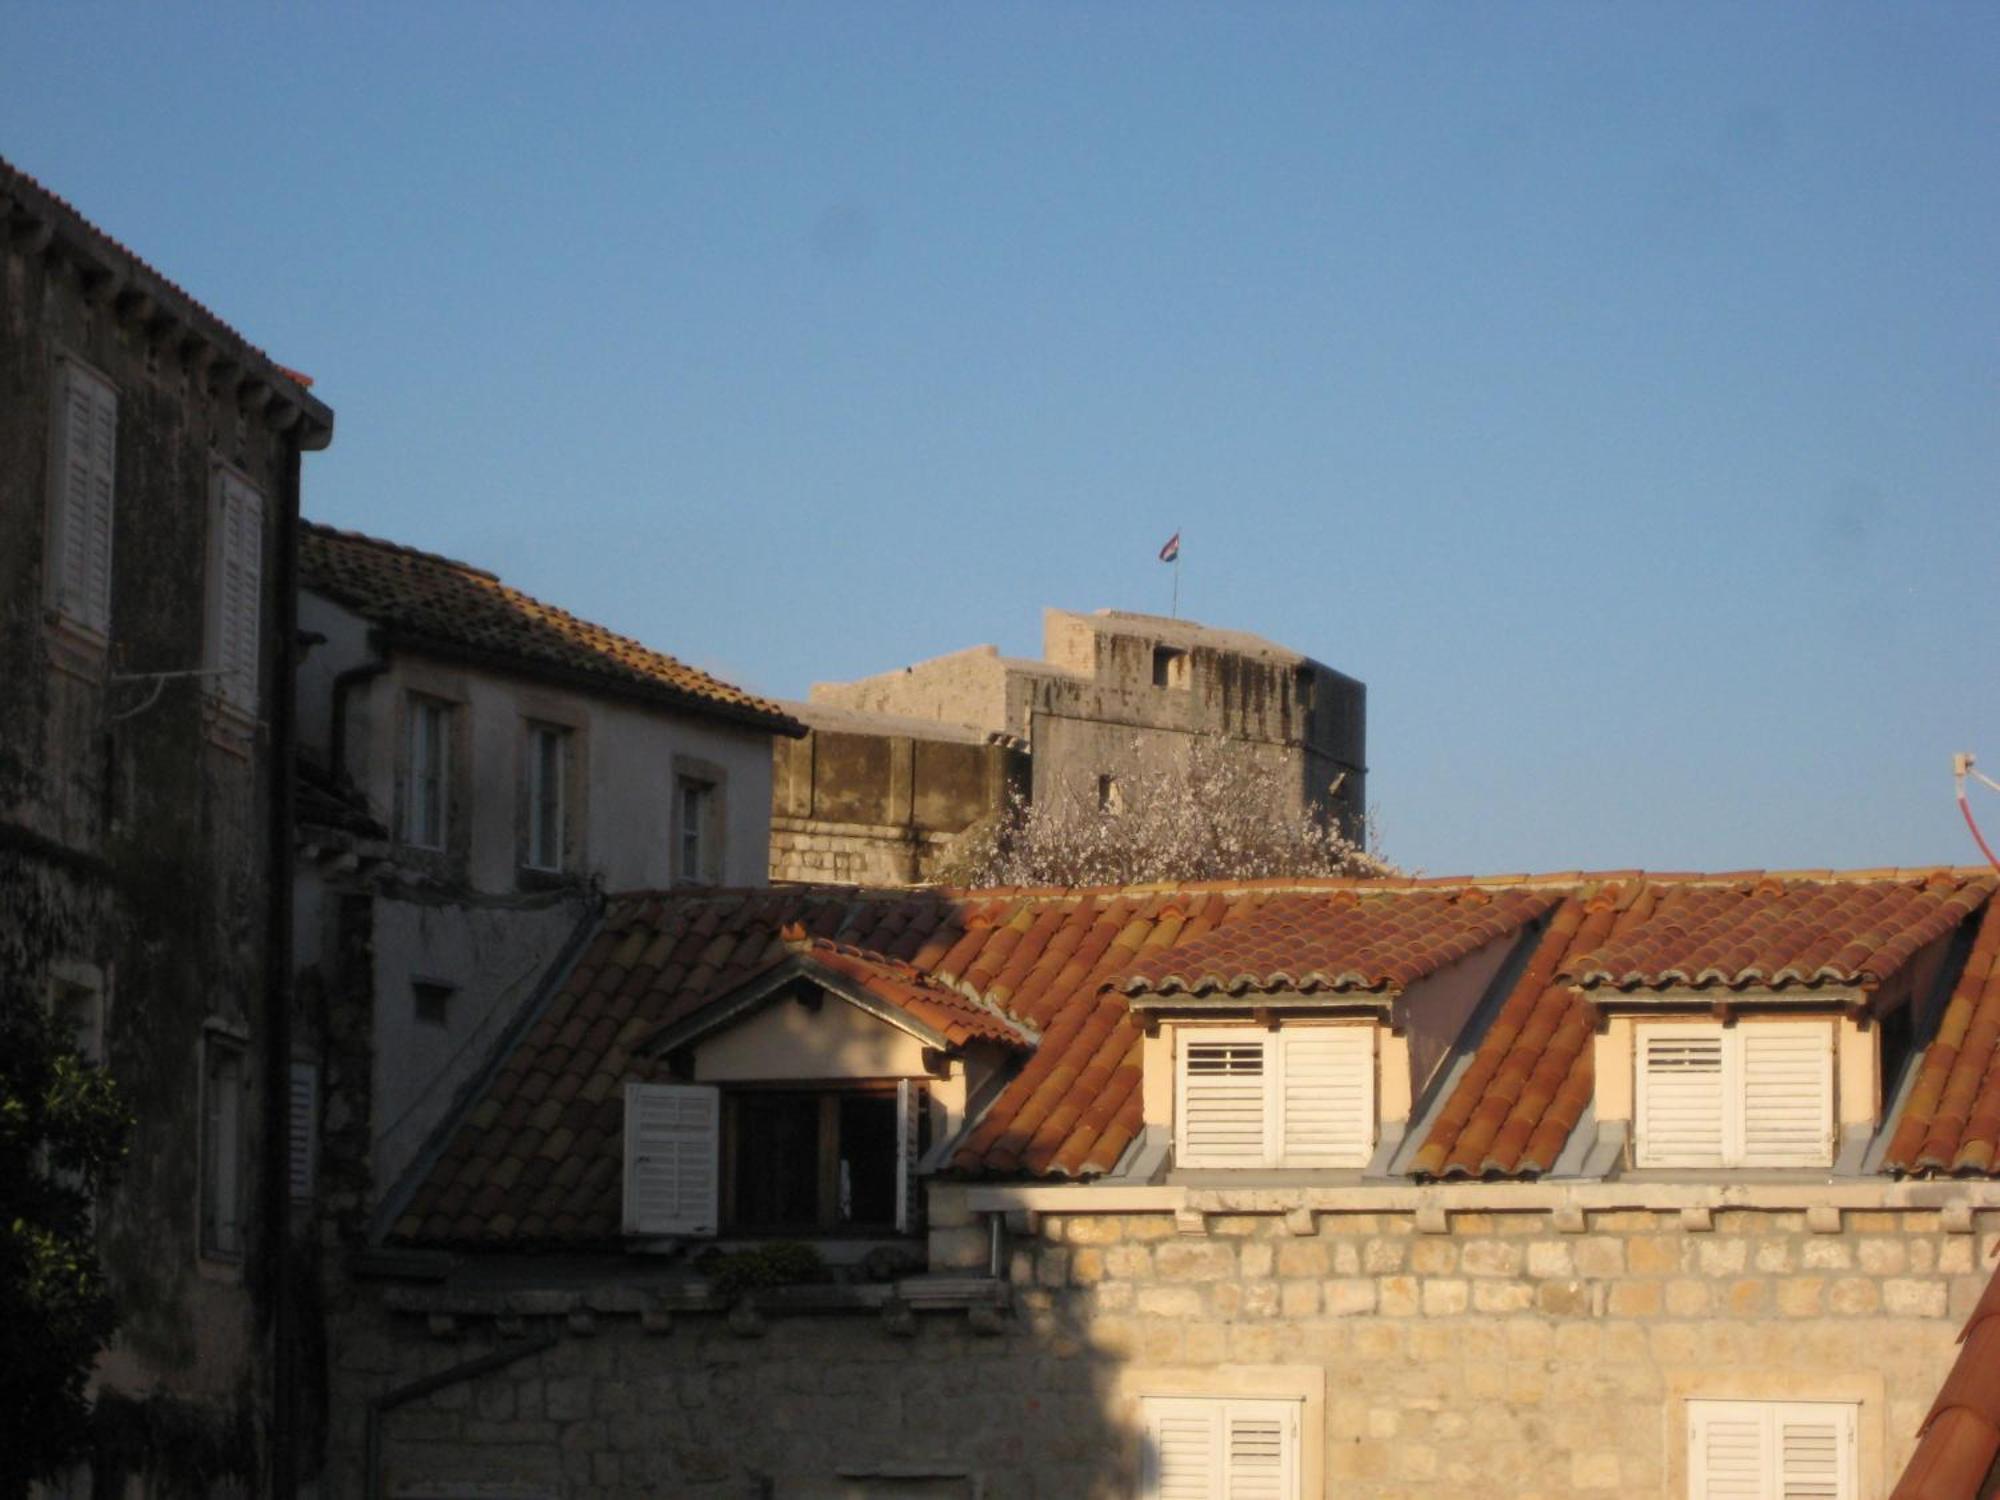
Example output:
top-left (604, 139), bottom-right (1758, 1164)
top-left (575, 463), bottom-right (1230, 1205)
top-left (1955, 754), bottom-right (2000, 874)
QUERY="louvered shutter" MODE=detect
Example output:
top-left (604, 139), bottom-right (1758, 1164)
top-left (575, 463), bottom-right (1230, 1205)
top-left (1177, 1036), bottom-right (1270, 1167)
top-left (1277, 1027), bottom-right (1374, 1167)
top-left (52, 362), bottom-right (117, 634)
top-left (1142, 1399), bottom-right (1299, 1500)
top-left (1775, 1405), bottom-right (1853, 1499)
top-left (211, 473), bottom-right (264, 713)
top-left (1740, 1024), bottom-right (1835, 1168)
top-left (1637, 1026), bottom-right (1728, 1168)
top-left (895, 1077), bottom-right (923, 1234)
top-left (1689, 1401), bottom-right (1854, 1500)
top-left (622, 1082), bottom-right (718, 1236)
top-left (287, 1062), bottom-right (318, 1202)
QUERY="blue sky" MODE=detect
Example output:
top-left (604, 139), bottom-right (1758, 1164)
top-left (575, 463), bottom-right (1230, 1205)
top-left (7, 4), bottom-right (1997, 876)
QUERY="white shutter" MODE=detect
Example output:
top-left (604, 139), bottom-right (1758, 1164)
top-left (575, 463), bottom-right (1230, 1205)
top-left (1177, 1036), bottom-right (1270, 1167)
top-left (211, 473), bottom-right (264, 713)
top-left (1141, 1399), bottom-right (1299, 1500)
top-left (1636, 1026), bottom-right (1728, 1168)
top-left (51, 361), bottom-right (116, 634)
top-left (1277, 1027), bottom-right (1373, 1167)
top-left (895, 1077), bottom-right (922, 1234)
top-left (622, 1082), bottom-right (718, 1236)
top-left (1689, 1401), bottom-right (1854, 1500)
top-left (1776, 1405), bottom-right (1853, 1499)
top-left (287, 1062), bottom-right (318, 1202)
top-left (1143, 1399), bottom-right (1221, 1500)
top-left (1740, 1024), bottom-right (1834, 1168)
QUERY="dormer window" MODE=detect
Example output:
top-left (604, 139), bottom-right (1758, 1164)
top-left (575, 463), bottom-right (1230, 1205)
top-left (1635, 1020), bottom-right (1835, 1169)
top-left (1175, 1025), bottom-right (1374, 1169)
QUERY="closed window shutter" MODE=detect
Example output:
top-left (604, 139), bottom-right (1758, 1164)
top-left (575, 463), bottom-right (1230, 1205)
top-left (1776, 1405), bottom-right (1853, 1499)
top-left (1222, 1407), bottom-right (1295, 1500)
top-left (1178, 1038), bottom-right (1269, 1167)
top-left (53, 362), bottom-right (117, 633)
top-left (1689, 1401), bottom-right (1854, 1500)
top-left (1636, 1026), bottom-right (1728, 1168)
top-left (213, 474), bottom-right (263, 712)
top-left (1740, 1024), bottom-right (1834, 1168)
top-left (895, 1077), bottom-right (923, 1234)
top-left (1142, 1399), bottom-right (1299, 1500)
top-left (622, 1082), bottom-right (718, 1236)
top-left (1143, 1399), bottom-right (1221, 1500)
top-left (1278, 1028), bottom-right (1374, 1167)
top-left (288, 1062), bottom-right (318, 1202)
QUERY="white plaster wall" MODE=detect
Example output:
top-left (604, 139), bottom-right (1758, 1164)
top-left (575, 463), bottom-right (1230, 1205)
top-left (296, 592), bottom-right (378, 769)
top-left (369, 894), bottom-right (589, 1196)
top-left (1401, 935), bottom-right (1521, 1101)
top-left (694, 997), bottom-right (932, 1082)
top-left (336, 652), bottom-right (774, 892)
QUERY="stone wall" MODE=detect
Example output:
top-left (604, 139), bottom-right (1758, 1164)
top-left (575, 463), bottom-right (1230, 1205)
top-left (328, 1201), bottom-right (1981, 1497)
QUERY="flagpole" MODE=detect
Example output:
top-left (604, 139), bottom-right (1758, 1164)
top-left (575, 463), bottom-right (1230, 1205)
top-left (1171, 549), bottom-right (1180, 619)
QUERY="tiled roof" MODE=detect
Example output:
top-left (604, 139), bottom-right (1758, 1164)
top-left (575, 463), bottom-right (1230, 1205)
top-left (391, 870), bottom-right (2000, 1246)
top-left (300, 523), bottom-right (803, 735)
top-left (781, 932), bottom-right (1035, 1050)
top-left (1416, 873), bottom-right (1995, 1180)
top-left (1892, 1246), bottom-right (2000, 1498)
top-left (1111, 888), bottom-right (1555, 997)
top-left (1561, 873), bottom-right (1990, 991)
top-left (1, 156), bottom-right (331, 435)
top-left (1885, 901), bottom-right (2000, 1174)
top-left (391, 877), bottom-right (1564, 1245)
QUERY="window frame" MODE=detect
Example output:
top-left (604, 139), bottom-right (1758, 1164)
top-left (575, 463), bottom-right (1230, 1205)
top-left (200, 1029), bottom-right (249, 1263)
top-left (1634, 1019), bottom-right (1836, 1170)
top-left (401, 693), bottom-right (453, 852)
top-left (718, 1078), bottom-right (926, 1236)
top-left (205, 464), bottom-right (266, 717)
top-left (1174, 1023), bottom-right (1376, 1170)
top-left (523, 720), bottom-right (571, 873)
top-left (45, 355), bottom-right (118, 642)
top-left (676, 774), bottom-right (716, 884)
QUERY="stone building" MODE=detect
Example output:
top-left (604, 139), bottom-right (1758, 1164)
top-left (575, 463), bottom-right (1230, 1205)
top-left (291, 523), bottom-right (804, 1231)
top-left (0, 155), bottom-right (334, 1495)
top-left (323, 866), bottom-right (2000, 1497)
top-left (772, 608), bottom-right (1365, 885)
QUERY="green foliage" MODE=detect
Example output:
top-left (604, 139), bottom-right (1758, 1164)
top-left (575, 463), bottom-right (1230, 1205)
top-left (694, 1240), bottom-right (828, 1297)
top-left (0, 970), bottom-right (133, 1497)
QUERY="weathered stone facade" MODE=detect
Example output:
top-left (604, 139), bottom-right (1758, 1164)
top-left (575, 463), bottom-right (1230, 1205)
top-left (1, 156), bottom-right (333, 1493)
top-left (775, 609), bottom-right (1366, 886)
top-left (770, 704), bottom-right (1027, 885)
top-left (329, 1188), bottom-right (1987, 1497)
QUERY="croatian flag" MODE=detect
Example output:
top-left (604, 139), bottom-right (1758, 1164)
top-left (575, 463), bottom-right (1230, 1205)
top-left (1158, 531), bottom-right (1181, 563)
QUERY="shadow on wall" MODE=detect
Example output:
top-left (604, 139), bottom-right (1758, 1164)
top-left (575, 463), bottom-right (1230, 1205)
top-left (332, 1280), bottom-right (1164, 1500)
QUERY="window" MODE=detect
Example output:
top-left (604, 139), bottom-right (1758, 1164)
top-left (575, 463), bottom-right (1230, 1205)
top-left (288, 1062), bottom-right (318, 1204)
top-left (525, 723), bottom-right (569, 871)
top-left (1636, 1021), bottom-right (1834, 1169)
top-left (678, 776), bottom-right (714, 883)
top-left (624, 1079), bottom-right (925, 1237)
top-left (1176, 1026), bottom-right (1374, 1169)
top-left (403, 695), bottom-right (451, 849)
top-left (1140, 1397), bottom-right (1300, 1500)
top-left (1293, 666), bottom-right (1316, 713)
top-left (46, 359), bottom-right (116, 637)
top-left (1686, 1400), bottom-right (1855, 1500)
top-left (1098, 773), bottom-right (1123, 813)
top-left (206, 469), bottom-right (264, 713)
top-left (1152, 645), bottom-right (1190, 689)
top-left (412, 978), bottom-right (455, 1027)
top-left (201, 1035), bottom-right (247, 1258)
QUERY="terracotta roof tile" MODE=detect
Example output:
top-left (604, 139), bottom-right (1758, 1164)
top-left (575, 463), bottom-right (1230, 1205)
top-left (782, 933), bottom-right (1035, 1050)
top-left (391, 869), bottom-right (2000, 1247)
top-left (1887, 899), bottom-right (2000, 1175)
top-left (1563, 874), bottom-right (1990, 991)
top-left (1418, 874), bottom-right (1994, 1180)
top-left (1111, 889), bottom-right (1556, 997)
top-left (300, 523), bottom-right (803, 734)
